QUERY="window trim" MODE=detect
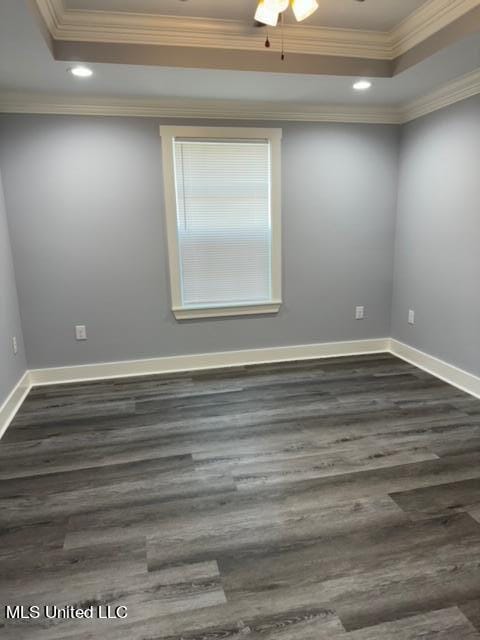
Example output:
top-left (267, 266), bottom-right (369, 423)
top-left (160, 125), bottom-right (282, 320)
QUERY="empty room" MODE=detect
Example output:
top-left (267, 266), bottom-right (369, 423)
top-left (2, 0), bottom-right (480, 638)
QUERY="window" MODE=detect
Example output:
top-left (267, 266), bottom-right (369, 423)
top-left (160, 126), bottom-right (282, 319)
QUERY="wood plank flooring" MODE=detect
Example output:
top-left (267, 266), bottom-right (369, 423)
top-left (2, 353), bottom-right (480, 639)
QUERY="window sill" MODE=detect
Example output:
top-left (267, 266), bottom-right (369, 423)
top-left (172, 302), bottom-right (282, 320)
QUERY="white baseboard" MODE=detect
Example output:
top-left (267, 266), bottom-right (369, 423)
top-left (3, 337), bottom-right (479, 442)
top-left (390, 339), bottom-right (480, 399)
top-left (0, 371), bottom-right (32, 439)
top-left (29, 338), bottom-right (390, 386)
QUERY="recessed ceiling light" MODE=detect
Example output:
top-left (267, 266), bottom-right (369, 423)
top-left (69, 65), bottom-right (93, 78)
top-left (353, 80), bottom-right (372, 91)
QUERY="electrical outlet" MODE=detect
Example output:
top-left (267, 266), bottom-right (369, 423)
top-left (355, 306), bottom-right (365, 320)
top-left (408, 309), bottom-right (415, 325)
top-left (75, 325), bottom-right (87, 341)
top-left (12, 336), bottom-right (18, 355)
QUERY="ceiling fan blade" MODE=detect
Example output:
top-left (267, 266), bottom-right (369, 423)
top-left (255, 1), bottom-right (279, 27)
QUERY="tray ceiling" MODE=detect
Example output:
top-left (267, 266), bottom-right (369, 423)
top-left (63, 0), bottom-right (428, 32)
top-left (33, 0), bottom-right (480, 78)
top-left (2, 1), bottom-right (480, 122)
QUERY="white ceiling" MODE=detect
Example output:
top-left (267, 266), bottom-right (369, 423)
top-left (64, 0), bottom-right (427, 31)
top-left (0, 1), bottom-right (480, 107)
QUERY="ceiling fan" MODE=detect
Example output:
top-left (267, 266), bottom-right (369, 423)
top-left (254, 0), bottom-right (319, 27)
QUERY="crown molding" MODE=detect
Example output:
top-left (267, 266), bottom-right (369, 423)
top-left (36, 0), bottom-right (391, 59)
top-left (33, 0), bottom-right (63, 34)
top-left (33, 0), bottom-right (480, 61)
top-left (401, 67), bottom-right (480, 122)
top-left (0, 93), bottom-right (403, 124)
top-left (391, 0), bottom-right (480, 57)
top-left (1, 63), bottom-right (480, 124)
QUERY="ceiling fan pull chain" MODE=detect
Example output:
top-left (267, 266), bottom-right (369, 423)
top-left (264, 27), bottom-right (271, 48)
top-left (280, 12), bottom-right (285, 60)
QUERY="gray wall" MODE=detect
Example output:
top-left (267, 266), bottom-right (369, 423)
top-left (392, 94), bottom-right (480, 376)
top-left (0, 167), bottom-right (26, 405)
top-left (0, 115), bottom-right (398, 369)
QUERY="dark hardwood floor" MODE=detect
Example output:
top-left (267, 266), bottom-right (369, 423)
top-left (2, 353), bottom-right (480, 639)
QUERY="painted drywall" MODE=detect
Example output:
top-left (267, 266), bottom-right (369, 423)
top-left (0, 115), bottom-right (398, 369)
top-left (392, 94), bottom-right (480, 376)
top-left (0, 166), bottom-right (26, 406)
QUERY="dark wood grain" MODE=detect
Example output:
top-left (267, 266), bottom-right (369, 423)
top-left (1, 353), bottom-right (480, 639)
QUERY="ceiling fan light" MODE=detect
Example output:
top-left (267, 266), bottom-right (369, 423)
top-left (291, 0), bottom-right (319, 22)
top-left (264, 0), bottom-right (289, 11)
top-left (255, 1), bottom-right (279, 26)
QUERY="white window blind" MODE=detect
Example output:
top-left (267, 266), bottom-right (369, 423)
top-left (161, 126), bottom-right (281, 320)
top-left (173, 138), bottom-right (272, 308)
